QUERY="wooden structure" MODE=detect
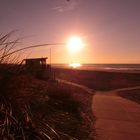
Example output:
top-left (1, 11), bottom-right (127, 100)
top-left (24, 57), bottom-right (50, 79)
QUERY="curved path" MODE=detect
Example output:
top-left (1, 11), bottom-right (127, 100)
top-left (57, 79), bottom-right (140, 140)
top-left (93, 87), bottom-right (140, 140)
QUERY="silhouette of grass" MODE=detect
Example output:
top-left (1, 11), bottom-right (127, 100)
top-left (0, 74), bottom-right (95, 139)
top-left (0, 32), bottom-right (95, 139)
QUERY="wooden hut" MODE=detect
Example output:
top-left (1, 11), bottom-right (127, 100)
top-left (24, 57), bottom-right (50, 79)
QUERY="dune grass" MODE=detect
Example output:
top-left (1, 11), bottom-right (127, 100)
top-left (0, 32), bottom-right (95, 139)
top-left (0, 74), bottom-right (95, 140)
top-left (0, 97), bottom-right (64, 140)
top-left (0, 76), bottom-right (93, 140)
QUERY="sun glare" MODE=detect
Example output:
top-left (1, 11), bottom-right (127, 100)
top-left (67, 36), bottom-right (84, 53)
top-left (69, 63), bottom-right (82, 68)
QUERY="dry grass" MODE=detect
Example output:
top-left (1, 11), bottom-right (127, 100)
top-left (0, 97), bottom-right (62, 140)
top-left (0, 31), bottom-right (21, 64)
top-left (0, 32), bottom-right (95, 140)
top-left (0, 75), bottom-right (95, 140)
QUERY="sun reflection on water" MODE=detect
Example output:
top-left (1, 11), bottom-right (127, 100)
top-left (69, 63), bottom-right (82, 68)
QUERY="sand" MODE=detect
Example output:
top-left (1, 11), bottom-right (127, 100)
top-left (53, 68), bottom-right (140, 90)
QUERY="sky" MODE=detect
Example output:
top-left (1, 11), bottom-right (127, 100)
top-left (0, 0), bottom-right (140, 64)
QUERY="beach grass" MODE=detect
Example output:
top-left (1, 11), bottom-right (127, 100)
top-left (0, 74), bottom-right (95, 140)
top-left (0, 32), bottom-right (95, 140)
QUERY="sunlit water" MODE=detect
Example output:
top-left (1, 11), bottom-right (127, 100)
top-left (69, 63), bottom-right (82, 68)
top-left (52, 64), bottom-right (140, 72)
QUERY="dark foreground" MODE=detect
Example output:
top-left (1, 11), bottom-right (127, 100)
top-left (1, 66), bottom-right (140, 140)
top-left (0, 74), bottom-right (95, 140)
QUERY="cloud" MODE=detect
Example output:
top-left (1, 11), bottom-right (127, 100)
top-left (52, 0), bottom-right (78, 12)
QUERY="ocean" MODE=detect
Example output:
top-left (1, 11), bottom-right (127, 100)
top-left (52, 64), bottom-right (140, 72)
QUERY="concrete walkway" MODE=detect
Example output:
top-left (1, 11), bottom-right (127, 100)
top-left (57, 78), bottom-right (140, 140)
top-left (92, 88), bottom-right (140, 140)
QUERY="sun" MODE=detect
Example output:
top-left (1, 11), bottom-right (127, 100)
top-left (67, 36), bottom-right (84, 53)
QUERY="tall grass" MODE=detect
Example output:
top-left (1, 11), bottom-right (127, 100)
top-left (0, 77), bottom-right (90, 140)
top-left (0, 30), bottom-right (21, 64)
top-left (0, 32), bottom-right (60, 139)
top-left (0, 32), bottom-right (95, 140)
top-left (0, 97), bottom-right (62, 140)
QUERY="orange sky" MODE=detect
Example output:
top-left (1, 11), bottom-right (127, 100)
top-left (1, 0), bottom-right (140, 64)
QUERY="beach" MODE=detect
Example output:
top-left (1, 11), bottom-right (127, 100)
top-left (53, 67), bottom-right (140, 90)
top-left (52, 67), bottom-right (140, 140)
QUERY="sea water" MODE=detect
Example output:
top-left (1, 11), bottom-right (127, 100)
top-left (80, 64), bottom-right (140, 71)
top-left (52, 64), bottom-right (140, 72)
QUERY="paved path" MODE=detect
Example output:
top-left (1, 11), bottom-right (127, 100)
top-left (92, 87), bottom-right (140, 140)
top-left (57, 79), bottom-right (140, 140)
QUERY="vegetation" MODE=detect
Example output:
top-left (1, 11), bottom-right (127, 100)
top-left (0, 32), bottom-right (95, 140)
